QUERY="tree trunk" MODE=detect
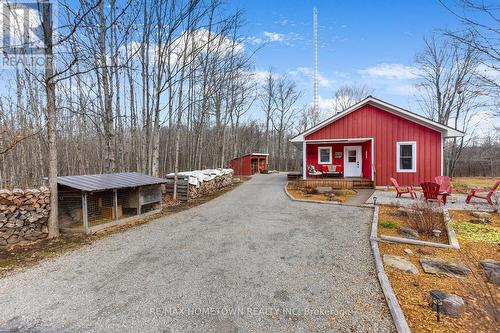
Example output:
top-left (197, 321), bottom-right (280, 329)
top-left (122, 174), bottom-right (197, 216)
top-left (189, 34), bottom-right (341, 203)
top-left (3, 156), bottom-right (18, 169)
top-left (43, 0), bottom-right (59, 238)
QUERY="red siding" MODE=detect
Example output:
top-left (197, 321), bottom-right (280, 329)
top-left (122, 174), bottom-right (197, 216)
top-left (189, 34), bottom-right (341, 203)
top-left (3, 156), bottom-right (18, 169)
top-left (231, 156), bottom-right (252, 176)
top-left (230, 155), bottom-right (268, 176)
top-left (305, 104), bottom-right (442, 186)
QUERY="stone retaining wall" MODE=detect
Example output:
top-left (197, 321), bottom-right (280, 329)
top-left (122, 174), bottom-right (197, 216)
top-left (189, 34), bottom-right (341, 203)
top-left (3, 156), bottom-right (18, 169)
top-left (0, 187), bottom-right (50, 246)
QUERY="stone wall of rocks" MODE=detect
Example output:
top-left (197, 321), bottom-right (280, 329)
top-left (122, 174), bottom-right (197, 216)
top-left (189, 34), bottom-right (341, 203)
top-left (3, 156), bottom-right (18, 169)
top-left (0, 187), bottom-right (50, 246)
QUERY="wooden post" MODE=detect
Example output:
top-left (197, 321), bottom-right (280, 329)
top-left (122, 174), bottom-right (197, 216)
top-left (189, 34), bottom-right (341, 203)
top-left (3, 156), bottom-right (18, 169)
top-left (137, 187), bottom-right (142, 215)
top-left (113, 189), bottom-right (118, 224)
top-left (82, 192), bottom-right (89, 234)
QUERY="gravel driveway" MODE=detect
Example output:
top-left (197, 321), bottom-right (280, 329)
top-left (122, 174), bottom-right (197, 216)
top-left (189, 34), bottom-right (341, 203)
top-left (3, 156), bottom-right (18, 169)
top-left (0, 174), bottom-right (393, 332)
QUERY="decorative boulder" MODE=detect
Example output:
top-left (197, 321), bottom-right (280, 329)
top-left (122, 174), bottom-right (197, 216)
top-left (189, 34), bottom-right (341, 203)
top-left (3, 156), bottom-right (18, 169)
top-left (471, 212), bottom-right (491, 219)
top-left (404, 248), bottom-right (414, 255)
top-left (429, 290), bottom-right (465, 317)
top-left (398, 226), bottom-right (419, 239)
top-left (315, 187), bottom-right (333, 194)
top-left (420, 257), bottom-right (471, 278)
top-left (480, 259), bottom-right (500, 285)
top-left (383, 255), bottom-right (418, 274)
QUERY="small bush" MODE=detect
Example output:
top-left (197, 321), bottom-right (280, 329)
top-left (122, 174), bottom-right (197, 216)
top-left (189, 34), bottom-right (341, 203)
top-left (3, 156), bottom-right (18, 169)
top-left (380, 220), bottom-right (398, 229)
top-left (406, 202), bottom-right (443, 236)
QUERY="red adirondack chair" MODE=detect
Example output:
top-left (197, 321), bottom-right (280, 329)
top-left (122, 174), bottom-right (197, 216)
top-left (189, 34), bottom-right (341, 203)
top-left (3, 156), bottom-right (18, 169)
top-left (421, 182), bottom-right (445, 206)
top-left (435, 176), bottom-right (452, 195)
top-left (390, 177), bottom-right (416, 199)
top-left (466, 180), bottom-right (500, 205)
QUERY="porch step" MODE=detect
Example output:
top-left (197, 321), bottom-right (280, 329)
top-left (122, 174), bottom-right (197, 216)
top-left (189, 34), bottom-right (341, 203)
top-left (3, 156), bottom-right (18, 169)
top-left (295, 179), bottom-right (374, 189)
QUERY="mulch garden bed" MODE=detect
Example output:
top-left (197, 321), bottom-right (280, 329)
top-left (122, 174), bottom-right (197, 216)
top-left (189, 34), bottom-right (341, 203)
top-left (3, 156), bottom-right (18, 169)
top-left (379, 241), bottom-right (499, 332)
top-left (286, 183), bottom-right (356, 203)
top-left (378, 205), bottom-right (449, 244)
top-left (379, 208), bottom-right (500, 332)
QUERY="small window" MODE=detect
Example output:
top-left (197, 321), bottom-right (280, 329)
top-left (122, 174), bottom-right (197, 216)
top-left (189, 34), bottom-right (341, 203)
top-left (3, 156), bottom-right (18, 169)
top-left (348, 150), bottom-right (357, 162)
top-left (396, 142), bottom-right (416, 172)
top-left (318, 147), bottom-right (332, 164)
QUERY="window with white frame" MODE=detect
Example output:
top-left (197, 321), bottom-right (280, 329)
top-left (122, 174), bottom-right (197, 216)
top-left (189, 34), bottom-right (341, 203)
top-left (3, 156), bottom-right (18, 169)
top-left (318, 147), bottom-right (332, 164)
top-left (396, 142), bottom-right (416, 172)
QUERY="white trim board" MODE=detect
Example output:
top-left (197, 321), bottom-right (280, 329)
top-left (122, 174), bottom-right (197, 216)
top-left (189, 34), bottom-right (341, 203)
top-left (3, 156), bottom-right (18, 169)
top-left (318, 146), bottom-right (332, 164)
top-left (396, 141), bottom-right (416, 173)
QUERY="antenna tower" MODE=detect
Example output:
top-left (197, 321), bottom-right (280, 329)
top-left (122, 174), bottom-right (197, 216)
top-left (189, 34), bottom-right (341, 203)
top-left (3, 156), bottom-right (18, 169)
top-left (313, 7), bottom-right (319, 114)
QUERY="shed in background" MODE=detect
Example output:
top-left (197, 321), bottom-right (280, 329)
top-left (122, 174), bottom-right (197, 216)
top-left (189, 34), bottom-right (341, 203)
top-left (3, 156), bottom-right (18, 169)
top-left (57, 172), bottom-right (167, 234)
top-left (230, 153), bottom-right (269, 176)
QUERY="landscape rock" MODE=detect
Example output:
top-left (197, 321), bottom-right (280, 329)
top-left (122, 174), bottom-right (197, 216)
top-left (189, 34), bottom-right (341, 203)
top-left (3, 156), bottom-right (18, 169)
top-left (420, 257), bottom-right (471, 278)
top-left (429, 290), bottom-right (465, 317)
top-left (383, 255), bottom-right (418, 274)
top-left (480, 259), bottom-right (500, 285)
top-left (398, 226), bottom-right (419, 239)
top-left (403, 248), bottom-right (413, 255)
top-left (471, 211), bottom-right (491, 219)
top-left (315, 186), bottom-right (333, 194)
top-left (469, 218), bottom-right (490, 224)
top-left (392, 207), bottom-right (411, 217)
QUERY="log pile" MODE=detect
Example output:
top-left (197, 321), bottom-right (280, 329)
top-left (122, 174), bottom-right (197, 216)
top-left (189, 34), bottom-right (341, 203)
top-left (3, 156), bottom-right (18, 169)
top-left (0, 187), bottom-right (50, 246)
top-left (188, 172), bottom-right (233, 198)
top-left (165, 169), bottom-right (233, 200)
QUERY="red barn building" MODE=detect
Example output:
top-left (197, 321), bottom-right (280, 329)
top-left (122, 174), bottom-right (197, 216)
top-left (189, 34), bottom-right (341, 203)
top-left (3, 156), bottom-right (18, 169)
top-left (230, 153), bottom-right (269, 176)
top-left (290, 96), bottom-right (463, 186)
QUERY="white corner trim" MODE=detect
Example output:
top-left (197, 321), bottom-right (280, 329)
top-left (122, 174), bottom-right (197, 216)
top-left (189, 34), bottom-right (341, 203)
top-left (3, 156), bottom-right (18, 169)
top-left (396, 141), bottom-right (416, 173)
top-left (440, 132), bottom-right (444, 176)
top-left (371, 138), bottom-right (375, 181)
top-left (302, 141), bottom-right (307, 180)
top-left (318, 146), bottom-right (332, 164)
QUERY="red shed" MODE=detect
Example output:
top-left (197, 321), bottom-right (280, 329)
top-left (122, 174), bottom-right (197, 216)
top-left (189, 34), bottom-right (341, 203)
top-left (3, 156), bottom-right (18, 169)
top-left (290, 96), bottom-right (463, 186)
top-left (230, 153), bottom-right (269, 176)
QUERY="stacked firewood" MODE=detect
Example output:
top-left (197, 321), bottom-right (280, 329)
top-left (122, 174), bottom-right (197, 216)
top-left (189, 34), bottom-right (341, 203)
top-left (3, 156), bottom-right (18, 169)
top-left (188, 171), bottom-right (233, 199)
top-left (0, 187), bottom-right (50, 246)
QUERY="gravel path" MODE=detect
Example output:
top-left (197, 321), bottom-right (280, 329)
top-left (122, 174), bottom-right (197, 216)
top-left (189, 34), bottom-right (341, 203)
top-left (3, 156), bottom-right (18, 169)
top-left (0, 174), bottom-right (393, 333)
top-left (367, 190), bottom-right (497, 211)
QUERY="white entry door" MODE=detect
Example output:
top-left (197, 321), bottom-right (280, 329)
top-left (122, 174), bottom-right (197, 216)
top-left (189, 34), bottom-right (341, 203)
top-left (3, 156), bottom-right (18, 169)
top-left (344, 146), bottom-right (362, 177)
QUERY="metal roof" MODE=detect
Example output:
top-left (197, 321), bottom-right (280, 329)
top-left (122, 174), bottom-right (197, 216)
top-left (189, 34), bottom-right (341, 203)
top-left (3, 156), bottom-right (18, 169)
top-left (57, 172), bottom-right (168, 192)
top-left (231, 153), bottom-right (269, 161)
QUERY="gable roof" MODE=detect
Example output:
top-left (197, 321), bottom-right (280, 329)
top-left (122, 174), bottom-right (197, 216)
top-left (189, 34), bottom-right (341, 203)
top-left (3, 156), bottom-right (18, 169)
top-left (290, 96), bottom-right (464, 143)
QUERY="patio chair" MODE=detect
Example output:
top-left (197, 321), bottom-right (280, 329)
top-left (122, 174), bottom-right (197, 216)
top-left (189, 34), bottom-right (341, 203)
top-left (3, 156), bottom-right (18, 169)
top-left (465, 180), bottom-right (500, 205)
top-left (307, 165), bottom-right (323, 178)
top-left (390, 177), bottom-right (416, 199)
top-left (435, 176), bottom-right (452, 195)
top-left (421, 182), bottom-right (445, 206)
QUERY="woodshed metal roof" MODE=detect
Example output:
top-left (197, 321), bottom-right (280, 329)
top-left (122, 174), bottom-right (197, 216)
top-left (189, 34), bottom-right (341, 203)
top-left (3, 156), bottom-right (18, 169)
top-left (57, 172), bottom-right (168, 192)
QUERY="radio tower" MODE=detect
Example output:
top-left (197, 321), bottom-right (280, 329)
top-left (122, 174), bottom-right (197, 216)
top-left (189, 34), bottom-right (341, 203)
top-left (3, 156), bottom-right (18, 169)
top-left (313, 7), bottom-right (319, 114)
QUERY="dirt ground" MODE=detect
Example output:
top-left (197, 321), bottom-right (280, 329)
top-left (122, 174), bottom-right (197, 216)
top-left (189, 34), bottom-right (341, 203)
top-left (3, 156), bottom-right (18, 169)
top-left (0, 182), bottom-right (242, 278)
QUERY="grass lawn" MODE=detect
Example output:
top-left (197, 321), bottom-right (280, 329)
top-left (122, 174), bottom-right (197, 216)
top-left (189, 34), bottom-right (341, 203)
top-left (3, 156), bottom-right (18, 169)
top-left (452, 177), bottom-right (499, 194)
